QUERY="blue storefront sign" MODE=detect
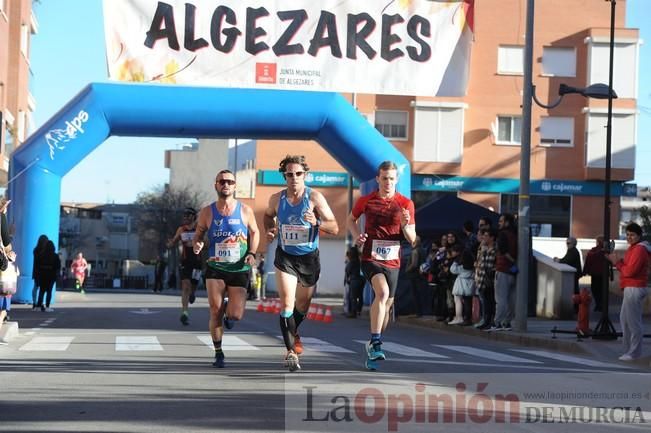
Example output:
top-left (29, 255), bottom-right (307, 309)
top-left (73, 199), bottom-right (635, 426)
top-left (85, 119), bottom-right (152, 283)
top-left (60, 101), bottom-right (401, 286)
top-left (412, 175), bottom-right (637, 197)
top-left (257, 170), bottom-right (636, 197)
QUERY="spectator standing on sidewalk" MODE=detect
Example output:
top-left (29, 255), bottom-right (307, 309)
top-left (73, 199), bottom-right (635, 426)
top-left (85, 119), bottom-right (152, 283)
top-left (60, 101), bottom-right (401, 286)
top-left (554, 237), bottom-right (582, 296)
top-left (345, 246), bottom-right (365, 318)
top-left (37, 240), bottom-right (60, 312)
top-left (0, 198), bottom-right (18, 339)
top-left (474, 228), bottom-right (497, 330)
top-left (607, 223), bottom-right (650, 361)
top-left (583, 235), bottom-right (607, 312)
top-left (492, 213), bottom-right (517, 331)
top-left (32, 235), bottom-right (48, 309)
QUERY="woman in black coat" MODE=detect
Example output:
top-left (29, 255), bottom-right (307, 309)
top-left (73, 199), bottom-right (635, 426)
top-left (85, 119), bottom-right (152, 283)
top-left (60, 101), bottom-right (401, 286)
top-left (37, 240), bottom-right (60, 312)
top-left (32, 235), bottom-right (49, 309)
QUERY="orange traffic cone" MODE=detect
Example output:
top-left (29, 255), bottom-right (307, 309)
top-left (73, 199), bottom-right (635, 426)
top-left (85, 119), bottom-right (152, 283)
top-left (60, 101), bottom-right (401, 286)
top-left (323, 306), bottom-right (334, 324)
top-left (314, 304), bottom-right (325, 322)
top-left (307, 303), bottom-right (316, 320)
top-left (257, 298), bottom-right (265, 312)
top-left (273, 298), bottom-right (281, 314)
top-left (264, 298), bottom-right (274, 313)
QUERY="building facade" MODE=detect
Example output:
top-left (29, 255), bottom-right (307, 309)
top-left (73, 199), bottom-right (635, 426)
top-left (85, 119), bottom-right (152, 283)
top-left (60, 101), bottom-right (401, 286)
top-left (0, 0), bottom-right (37, 187)
top-left (165, 0), bottom-right (641, 293)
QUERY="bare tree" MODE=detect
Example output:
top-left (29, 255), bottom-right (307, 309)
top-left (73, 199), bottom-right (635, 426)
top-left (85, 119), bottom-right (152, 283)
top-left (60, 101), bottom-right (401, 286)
top-left (134, 184), bottom-right (203, 260)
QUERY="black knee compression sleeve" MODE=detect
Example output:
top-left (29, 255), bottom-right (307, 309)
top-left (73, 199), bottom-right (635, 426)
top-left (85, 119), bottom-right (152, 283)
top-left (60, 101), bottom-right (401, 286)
top-left (280, 315), bottom-right (297, 351)
top-left (293, 307), bottom-right (306, 329)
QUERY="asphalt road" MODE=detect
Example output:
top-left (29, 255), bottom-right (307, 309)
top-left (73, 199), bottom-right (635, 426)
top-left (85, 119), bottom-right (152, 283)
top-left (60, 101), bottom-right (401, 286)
top-left (1, 290), bottom-right (649, 433)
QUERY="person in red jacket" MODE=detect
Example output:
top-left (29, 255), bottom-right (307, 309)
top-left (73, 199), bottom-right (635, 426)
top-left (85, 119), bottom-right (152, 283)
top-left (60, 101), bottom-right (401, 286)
top-left (607, 223), bottom-right (650, 361)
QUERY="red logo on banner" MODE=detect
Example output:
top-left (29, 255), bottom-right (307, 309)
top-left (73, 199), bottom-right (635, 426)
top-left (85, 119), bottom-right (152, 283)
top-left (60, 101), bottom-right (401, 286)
top-left (256, 63), bottom-right (277, 84)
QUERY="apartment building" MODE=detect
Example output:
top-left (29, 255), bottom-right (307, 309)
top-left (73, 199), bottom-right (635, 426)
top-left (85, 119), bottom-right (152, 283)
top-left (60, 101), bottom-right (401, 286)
top-left (0, 0), bottom-right (37, 187)
top-left (166, 0), bottom-right (640, 292)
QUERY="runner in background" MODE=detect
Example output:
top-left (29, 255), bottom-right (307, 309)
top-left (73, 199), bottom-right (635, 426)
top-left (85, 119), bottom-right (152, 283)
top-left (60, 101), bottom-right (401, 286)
top-left (168, 207), bottom-right (201, 326)
top-left (70, 252), bottom-right (88, 294)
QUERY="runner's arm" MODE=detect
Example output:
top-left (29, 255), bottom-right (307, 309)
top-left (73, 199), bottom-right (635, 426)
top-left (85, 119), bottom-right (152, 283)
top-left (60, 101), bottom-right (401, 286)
top-left (167, 227), bottom-right (182, 248)
top-left (192, 207), bottom-right (210, 254)
top-left (263, 193), bottom-right (279, 242)
top-left (244, 204), bottom-right (260, 265)
top-left (400, 205), bottom-right (417, 247)
top-left (311, 191), bottom-right (338, 235)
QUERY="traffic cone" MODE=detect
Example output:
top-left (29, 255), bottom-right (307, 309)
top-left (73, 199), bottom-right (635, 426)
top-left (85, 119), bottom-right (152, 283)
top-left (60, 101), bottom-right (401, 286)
top-left (273, 298), bottom-right (281, 314)
top-left (314, 304), bottom-right (325, 322)
top-left (323, 306), bottom-right (334, 324)
top-left (307, 303), bottom-right (316, 320)
top-left (264, 298), bottom-right (274, 313)
top-left (257, 298), bottom-right (265, 312)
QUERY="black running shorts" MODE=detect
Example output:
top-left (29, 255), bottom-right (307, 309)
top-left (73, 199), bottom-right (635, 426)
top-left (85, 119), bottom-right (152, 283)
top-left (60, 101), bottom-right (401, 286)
top-left (274, 247), bottom-right (320, 287)
top-left (205, 266), bottom-right (250, 288)
top-left (180, 262), bottom-right (202, 283)
top-left (361, 261), bottom-right (400, 298)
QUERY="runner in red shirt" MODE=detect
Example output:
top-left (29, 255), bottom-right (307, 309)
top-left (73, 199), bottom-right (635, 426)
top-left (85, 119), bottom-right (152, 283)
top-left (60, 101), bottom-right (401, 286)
top-left (347, 161), bottom-right (417, 370)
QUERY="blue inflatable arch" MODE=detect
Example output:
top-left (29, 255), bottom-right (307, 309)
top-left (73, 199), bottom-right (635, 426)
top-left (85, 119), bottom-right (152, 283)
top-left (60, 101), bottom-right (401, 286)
top-left (9, 83), bottom-right (411, 303)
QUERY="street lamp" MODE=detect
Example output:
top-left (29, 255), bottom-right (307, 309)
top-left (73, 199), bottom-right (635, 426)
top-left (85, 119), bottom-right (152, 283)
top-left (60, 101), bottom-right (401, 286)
top-left (593, 0), bottom-right (619, 341)
top-left (517, 0), bottom-right (618, 333)
top-left (532, 83), bottom-right (617, 109)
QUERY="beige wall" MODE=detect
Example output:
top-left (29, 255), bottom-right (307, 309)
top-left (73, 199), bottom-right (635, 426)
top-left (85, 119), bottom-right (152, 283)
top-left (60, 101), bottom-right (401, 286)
top-left (1, 0), bottom-right (35, 184)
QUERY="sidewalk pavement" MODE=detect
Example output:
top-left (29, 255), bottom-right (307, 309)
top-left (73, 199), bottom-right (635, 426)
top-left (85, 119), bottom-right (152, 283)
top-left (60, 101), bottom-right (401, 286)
top-left (396, 313), bottom-right (651, 370)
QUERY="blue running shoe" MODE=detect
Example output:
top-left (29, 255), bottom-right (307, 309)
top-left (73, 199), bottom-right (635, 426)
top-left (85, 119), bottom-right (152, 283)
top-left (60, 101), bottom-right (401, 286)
top-left (366, 341), bottom-right (386, 361)
top-left (212, 351), bottom-right (225, 368)
top-left (365, 358), bottom-right (378, 371)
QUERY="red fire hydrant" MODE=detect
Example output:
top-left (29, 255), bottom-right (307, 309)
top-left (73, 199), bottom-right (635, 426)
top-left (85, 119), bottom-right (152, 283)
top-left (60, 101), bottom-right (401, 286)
top-left (572, 287), bottom-right (592, 335)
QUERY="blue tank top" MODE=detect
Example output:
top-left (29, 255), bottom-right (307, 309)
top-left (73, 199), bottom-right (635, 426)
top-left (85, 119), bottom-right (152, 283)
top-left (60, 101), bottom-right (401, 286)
top-left (277, 187), bottom-right (319, 255)
top-left (207, 202), bottom-right (250, 272)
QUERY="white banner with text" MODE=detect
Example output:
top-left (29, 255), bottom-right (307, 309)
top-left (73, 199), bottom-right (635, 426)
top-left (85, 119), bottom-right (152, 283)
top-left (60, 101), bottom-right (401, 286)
top-left (102, 0), bottom-right (474, 96)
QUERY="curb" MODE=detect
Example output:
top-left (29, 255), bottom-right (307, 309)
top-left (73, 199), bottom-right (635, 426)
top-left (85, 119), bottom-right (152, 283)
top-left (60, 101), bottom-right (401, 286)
top-left (397, 316), bottom-right (592, 356)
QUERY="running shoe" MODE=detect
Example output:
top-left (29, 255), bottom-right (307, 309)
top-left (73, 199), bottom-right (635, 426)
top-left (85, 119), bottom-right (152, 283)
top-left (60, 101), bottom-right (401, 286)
top-left (189, 292), bottom-right (196, 304)
top-left (213, 351), bottom-right (225, 368)
top-left (285, 351), bottom-right (301, 372)
top-left (180, 312), bottom-right (189, 326)
top-left (293, 334), bottom-right (304, 355)
top-left (365, 358), bottom-right (378, 371)
top-left (366, 341), bottom-right (386, 361)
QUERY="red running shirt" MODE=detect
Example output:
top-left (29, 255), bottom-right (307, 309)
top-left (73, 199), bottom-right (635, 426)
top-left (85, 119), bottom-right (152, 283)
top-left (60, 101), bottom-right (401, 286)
top-left (352, 191), bottom-right (415, 269)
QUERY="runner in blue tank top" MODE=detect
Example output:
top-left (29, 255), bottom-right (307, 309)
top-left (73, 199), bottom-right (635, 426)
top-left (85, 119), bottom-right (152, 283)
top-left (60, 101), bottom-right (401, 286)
top-left (263, 155), bottom-right (338, 372)
top-left (193, 170), bottom-right (260, 368)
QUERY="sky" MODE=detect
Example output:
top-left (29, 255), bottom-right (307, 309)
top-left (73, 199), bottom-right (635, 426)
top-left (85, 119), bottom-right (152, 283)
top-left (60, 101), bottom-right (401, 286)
top-left (29, 0), bottom-right (651, 204)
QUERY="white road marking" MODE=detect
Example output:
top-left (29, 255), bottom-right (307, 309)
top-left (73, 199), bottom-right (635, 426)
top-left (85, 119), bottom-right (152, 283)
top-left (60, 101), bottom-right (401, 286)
top-left (276, 336), bottom-right (354, 353)
top-left (355, 340), bottom-right (448, 358)
top-left (19, 336), bottom-right (74, 351)
top-left (198, 335), bottom-right (260, 351)
top-left (115, 336), bottom-right (163, 351)
top-left (513, 349), bottom-right (629, 369)
top-left (434, 345), bottom-right (543, 364)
